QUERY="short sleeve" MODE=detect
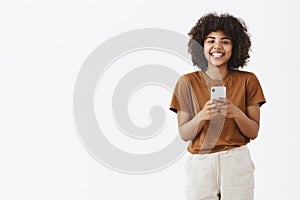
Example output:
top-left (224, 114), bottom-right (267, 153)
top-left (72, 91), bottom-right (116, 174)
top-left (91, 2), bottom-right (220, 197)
top-left (246, 73), bottom-right (266, 107)
top-left (169, 75), bottom-right (192, 113)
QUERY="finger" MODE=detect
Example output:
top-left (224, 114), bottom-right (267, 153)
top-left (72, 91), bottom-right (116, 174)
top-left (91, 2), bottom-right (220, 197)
top-left (212, 107), bottom-right (219, 113)
top-left (206, 99), bottom-right (218, 105)
top-left (207, 103), bottom-right (218, 110)
top-left (216, 98), bottom-right (227, 103)
top-left (215, 102), bottom-right (225, 108)
top-left (218, 104), bottom-right (227, 108)
top-left (215, 104), bottom-right (226, 112)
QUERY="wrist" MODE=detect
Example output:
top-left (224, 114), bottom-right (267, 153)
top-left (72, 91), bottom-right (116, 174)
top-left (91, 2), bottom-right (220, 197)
top-left (197, 110), bottom-right (206, 122)
top-left (234, 108), bottom-right (245, 121)
top-left (195, 111), bottom-right (206, 133)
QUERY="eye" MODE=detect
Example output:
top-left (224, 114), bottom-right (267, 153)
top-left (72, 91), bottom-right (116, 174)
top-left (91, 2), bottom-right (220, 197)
top-left (222, 40), bottom-right (231, 44)
top-left (206, 39), bottom-right (214, 44)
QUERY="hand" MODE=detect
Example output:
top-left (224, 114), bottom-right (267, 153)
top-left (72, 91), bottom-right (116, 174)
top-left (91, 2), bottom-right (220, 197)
top-left (198, 99), bottom-right (219, 120)
top-left (216, 98), bottom-right (242, 119)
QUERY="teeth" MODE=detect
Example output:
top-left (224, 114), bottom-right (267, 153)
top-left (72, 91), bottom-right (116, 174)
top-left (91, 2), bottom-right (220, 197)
top-left (211, 53), bottom-right (223, 57)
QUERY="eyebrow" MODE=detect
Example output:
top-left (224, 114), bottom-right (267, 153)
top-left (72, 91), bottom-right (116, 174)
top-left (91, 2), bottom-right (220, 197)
top-left (206, 36), bottom-right (231, 40)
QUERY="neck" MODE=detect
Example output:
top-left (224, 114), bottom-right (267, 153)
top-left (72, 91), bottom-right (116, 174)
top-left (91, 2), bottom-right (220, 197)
top-left (204, 65), bottom-right (229, 80)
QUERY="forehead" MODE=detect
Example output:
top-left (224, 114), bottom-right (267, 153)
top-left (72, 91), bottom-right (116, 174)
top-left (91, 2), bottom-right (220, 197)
top-left (205, 30), bottom-right (231, 39)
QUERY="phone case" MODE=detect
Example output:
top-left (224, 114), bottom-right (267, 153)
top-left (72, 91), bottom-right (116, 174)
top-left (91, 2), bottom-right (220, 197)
top-left (210, 86), bottom-right (226, 100)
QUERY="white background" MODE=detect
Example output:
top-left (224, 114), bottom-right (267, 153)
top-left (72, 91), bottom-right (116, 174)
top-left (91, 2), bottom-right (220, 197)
top-left (1, 0), bottom-right (299, 199)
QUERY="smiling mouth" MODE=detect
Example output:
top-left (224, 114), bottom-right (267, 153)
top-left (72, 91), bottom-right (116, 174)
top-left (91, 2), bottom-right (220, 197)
top-left (210, 52), bottom-right (224, 58)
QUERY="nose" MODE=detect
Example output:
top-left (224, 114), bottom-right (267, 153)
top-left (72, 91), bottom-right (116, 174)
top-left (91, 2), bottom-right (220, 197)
top-left (213, 41), bottom-right (222, 49)
top-left (214, 40), bottom-right (222, 49)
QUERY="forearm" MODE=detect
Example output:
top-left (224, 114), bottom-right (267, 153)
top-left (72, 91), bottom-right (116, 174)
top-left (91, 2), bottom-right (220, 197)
top-left (179, 113), bottom-right (206, 141)
top-left (234, 110), bottom-right (259, 140)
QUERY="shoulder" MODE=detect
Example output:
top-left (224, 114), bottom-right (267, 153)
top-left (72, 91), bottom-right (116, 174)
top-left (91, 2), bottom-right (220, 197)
top-left (231, 70), bottom-right (259, 82)
top-left (181, 71), bottom-right (200, 78)
top-left (180, 71), bottom-right (203, 82)
top-left (231, 70), bottom-right (256, 77)
top-left (231, 70), bottom-right (264, 93)
top-left (177, 71), bottom-right (206, 89)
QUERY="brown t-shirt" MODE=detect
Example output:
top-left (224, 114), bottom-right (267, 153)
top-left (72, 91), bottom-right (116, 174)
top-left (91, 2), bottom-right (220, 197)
top-left (170, 70), bottom-right (266, 154)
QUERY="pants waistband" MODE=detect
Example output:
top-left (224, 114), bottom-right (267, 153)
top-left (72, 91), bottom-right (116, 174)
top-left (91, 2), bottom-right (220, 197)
top-left (189, 145), bottom-right (248, 158)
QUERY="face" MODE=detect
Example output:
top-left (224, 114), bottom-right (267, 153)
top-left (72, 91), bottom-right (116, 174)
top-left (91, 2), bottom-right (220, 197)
top-left (203, 30), bottom-right (233, 69)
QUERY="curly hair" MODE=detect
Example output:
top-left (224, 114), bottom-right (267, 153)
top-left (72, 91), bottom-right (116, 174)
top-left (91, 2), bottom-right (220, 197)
top-left (188, 13), bottom-right (251, 70)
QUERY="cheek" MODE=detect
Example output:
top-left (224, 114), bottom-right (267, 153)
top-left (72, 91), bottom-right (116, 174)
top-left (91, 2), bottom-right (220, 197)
top-left (203, 46), bottom-right (211, 57)
top-left (226, 47), bottom-right (233, 57)
top-left (227, 51), bottom-right (232, 58)
top-left (203, 51), bottom-right (210, 60)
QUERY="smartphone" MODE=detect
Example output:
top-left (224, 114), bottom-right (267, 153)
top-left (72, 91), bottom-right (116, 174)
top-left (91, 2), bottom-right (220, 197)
top-left (210, 86), bottom-right (226, 100)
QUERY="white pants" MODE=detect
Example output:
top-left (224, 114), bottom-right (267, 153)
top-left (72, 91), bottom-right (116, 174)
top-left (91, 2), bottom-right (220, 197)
top-left (185, 145), bottom-right (255, 200)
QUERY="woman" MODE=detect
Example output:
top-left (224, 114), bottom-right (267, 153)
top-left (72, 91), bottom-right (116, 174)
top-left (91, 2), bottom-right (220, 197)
top-left (170, 13), bottom-right (266, 200)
